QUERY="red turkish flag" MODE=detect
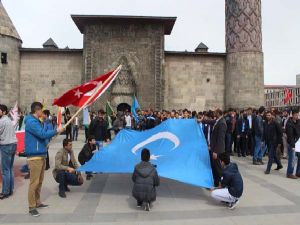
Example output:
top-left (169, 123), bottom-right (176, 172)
top-left (53, 66), bottom-right (121, 107)
top-left (284, 88), bottom-right (292, 104)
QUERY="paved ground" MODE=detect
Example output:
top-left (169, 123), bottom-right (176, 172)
top-left (0, 131), bottom-right (299, 225)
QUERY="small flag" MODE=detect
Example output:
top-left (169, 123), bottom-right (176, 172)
top-left (105, 101), bottom-right (114, 129)
top-left (131, 95), bottom-right (140, 122)
top-left (57, 107), bottom-right (62, 128)
top-left (284, 88), bottom-right (292, 104)
top-left (9, 102), bottom-right (19, 130)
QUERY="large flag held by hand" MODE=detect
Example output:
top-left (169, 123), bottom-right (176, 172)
top-left (78, 119), bottom-right (214, 188)
top-left (53, 66), bottom-right (122, 107)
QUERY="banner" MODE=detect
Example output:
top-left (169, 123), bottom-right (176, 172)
top-left (78, 119), bottom-right (214, 188)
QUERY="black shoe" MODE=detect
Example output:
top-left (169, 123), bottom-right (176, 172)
top-left (29, 209), bottom-right (40, 217)
top-left (258, 159), bottom-right (264, 165)
top-left (228, 199), bottom-right (239, 210)
top-left (37, 203), bottom-right (49, 209)
top-left (253, 160), bottom-right (260, 165)
top-left (86, 175), bottom-right (91, 180)
top-left (242, 154), bottom-right (246, 157)
top-left (9, 191), bottom-right (13, 196)
top-left (59, 192), bottom-right (66, 198)
top-left (65, 186), bottom-right (71, 192)
top-left (264, 170), bottom-right (270, 174)
top-left (0, 193), bottom-right (10, 200)
top-left (238, 154), bottom-right (241, 157)
top-left (275, 165), bottom-right (283, 171)
top-left (144, 202), bottom-right (150, 211)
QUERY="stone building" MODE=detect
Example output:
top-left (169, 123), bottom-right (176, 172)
top-left (0, 0), bottom-right (264, 112)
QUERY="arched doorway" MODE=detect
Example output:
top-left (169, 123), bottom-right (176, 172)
top-left (117, 103), bottom-right (131, 112)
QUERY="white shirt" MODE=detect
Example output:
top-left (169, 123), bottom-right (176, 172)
top-left (74, 117), bottom-right (79, 126)
top-left (125, 115), bottom-right (132, 127)
top-left (247, 115), bottom-right (252, 129)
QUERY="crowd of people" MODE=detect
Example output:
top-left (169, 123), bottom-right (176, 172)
top-left (0, 101), bottom-right (300, 215)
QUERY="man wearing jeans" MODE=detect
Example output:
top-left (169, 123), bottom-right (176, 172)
top-left (53, 139), bottom-right (83, 198)
top-left (25, 102), bottom-right (64, 217)
top-left (285, 109), bottom-right (300, 179)
top-left (0, 104), bottom-right (17, 200)
top-left (253, 106), bottom-right (265, 165)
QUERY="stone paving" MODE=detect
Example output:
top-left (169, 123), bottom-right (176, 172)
top-left (0, 132), bottom-right (299, 225)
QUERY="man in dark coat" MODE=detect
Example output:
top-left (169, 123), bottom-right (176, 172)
top-left (285, 109), bottom-right (300, 179)
top-left (264, 111), bottom-right (283, 174)
top-left (210, 109), bottom-right (227, 187)
top-left (132, 148), bottom-right (160, 211)
top-left (236, 111), bottom-right (249, 157)
top-left (78, 135), bottom-right (97, 180)
top-left (89, 110), bottom-right (108, 150)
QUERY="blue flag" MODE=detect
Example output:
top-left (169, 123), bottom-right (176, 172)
top-left (131, 95), bottom-right (139, 122)
top-left (78, 119), bottom-right (214, 188)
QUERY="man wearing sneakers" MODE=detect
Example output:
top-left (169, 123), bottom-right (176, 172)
top-left (25, 102), bottom-right (64, 217)
top-left (211, 153), bottom-right (243, 210)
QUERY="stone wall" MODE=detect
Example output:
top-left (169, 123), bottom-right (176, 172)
top-left (82, 22), bottom-right (164, 110)
top-left (19, 50), bottom-right (82, 112)
top-left (164, 53), bottom-right (226, 111)
top-left (0, 35), bottom-right (21, 107)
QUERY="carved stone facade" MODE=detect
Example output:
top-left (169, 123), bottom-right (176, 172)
top-left (80, 19), bottom-right (166, 110)
top-left (225, 0), bottom-right (262, 53)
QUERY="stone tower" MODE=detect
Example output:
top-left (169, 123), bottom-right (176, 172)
top-left (0, 0), bottom-right (22, 106)
top-left (225, 0), bottom-right (264, 109)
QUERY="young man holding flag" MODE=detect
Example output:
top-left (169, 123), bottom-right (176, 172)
top-left (25, 102), bottom-right (64, 217)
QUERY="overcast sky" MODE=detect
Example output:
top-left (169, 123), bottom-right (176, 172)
top-left (3, 0), bottom-right (300, 85)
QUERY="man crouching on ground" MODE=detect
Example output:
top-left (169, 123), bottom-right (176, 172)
top-left (132, 148), bottom-right (160, 211)
top-left (53, 139), bottom-right (83, 198)
top-left (211, 152), bottom-right (243, 210)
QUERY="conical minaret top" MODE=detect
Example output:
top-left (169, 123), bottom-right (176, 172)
top-left (0, 0), bottom-right (21, 41)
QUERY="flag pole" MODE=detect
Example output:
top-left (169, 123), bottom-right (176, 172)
top-left (48, 65), bottom-right (122, 146)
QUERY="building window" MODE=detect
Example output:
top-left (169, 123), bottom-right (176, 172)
top-left (1, 52), bottom-right (7, 64)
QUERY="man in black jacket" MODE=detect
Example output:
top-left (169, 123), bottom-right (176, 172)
top-left (132, 148), bottom-right (159, 212)
top-left (211, 153), bottom-right (243, 210)
top-left (285, 109), bottom-right (300, 179)
top-left (236, 111), bottom-right (249, 157)
top-left (89, 110), bottom-right (109, 150)
top-left (78, 135), bottom-right (97, 180)
top-left (264, 111), bottom-right (283, 174)
top-left (210, 109), bottom-right (227, 187)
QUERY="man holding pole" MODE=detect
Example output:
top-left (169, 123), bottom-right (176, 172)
top-left (25, 102), bottom-right (64, 217)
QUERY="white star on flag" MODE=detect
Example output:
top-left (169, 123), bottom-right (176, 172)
top-left (74, 89), bottom-right (83, 98)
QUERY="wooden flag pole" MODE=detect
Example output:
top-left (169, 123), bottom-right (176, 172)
top-left (48, 65), bottom-right (122, 146)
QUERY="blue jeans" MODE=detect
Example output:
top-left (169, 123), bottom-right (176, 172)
top-left (266, 144), bottom-right (282, 172)
top-left (287, 145), bottom-right (296, 175)
top-left (0, 144), bottom-right (17, 194)
top-left (96, 141), bottom-right (103, 150)
top-left (254, 136), bottom-right (264, 161)
top-left (296, 152), bottom-right (300, 176)
top-left (55, 171), bottom-right (82, 192)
